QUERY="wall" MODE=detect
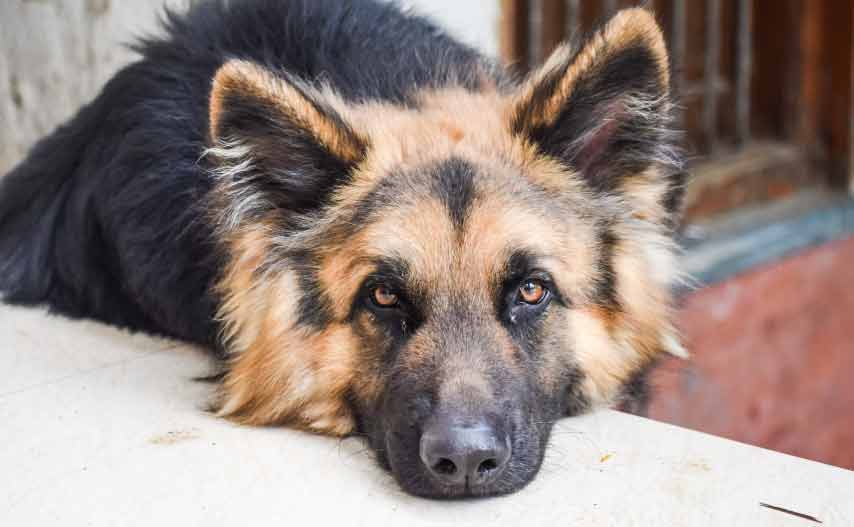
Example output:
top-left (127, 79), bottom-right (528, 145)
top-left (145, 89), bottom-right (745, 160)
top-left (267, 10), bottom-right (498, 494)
top-left (651, 236), bottom-right (854, 469)
top-left (398, 0), bottom-right (499, 57)
top-left (0, 0), bottom-right (190, 174)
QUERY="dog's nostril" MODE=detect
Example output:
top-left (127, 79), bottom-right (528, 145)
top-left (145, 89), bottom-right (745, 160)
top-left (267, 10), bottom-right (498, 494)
top-left (433, 458), bottom-right (457, 475)
top-left (419, 419), bottom-right (511, 489)
top-left (477, 458), bottom-right (498, 475)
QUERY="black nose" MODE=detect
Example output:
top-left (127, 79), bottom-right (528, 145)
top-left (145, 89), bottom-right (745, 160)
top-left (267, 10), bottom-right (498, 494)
top-left (419, 419), bottom-right (511, 489)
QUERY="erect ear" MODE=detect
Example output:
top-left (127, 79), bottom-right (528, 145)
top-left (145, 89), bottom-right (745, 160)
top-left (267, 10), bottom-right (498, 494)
top-left (511, 8), bottom-right (682, 209)
top-left (208, 60), bottom-right (367, 220)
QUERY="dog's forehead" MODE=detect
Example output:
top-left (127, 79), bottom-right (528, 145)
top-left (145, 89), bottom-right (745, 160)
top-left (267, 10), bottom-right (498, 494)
top-left (348, 158), bottom-right (600, 298)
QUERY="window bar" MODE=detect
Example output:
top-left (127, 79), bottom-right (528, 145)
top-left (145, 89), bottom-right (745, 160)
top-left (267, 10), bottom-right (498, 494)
top-left (602, 0), bottom-right (618, 17)
top-left (565, 0), bottom-right (581, 41)
top-left (703, 0), bottom-right (721, 151)
top-left (529, 0), bottom-right (544, 66)
top-left (849, 17), bottom-right (853, 192)
top-left (670, 0), bottom-right (686, 125)
top-left (735, 0), bottom-right (753, 145)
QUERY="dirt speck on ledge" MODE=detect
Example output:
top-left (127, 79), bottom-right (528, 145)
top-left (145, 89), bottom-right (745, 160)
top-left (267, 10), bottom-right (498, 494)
top-left (148, 429), bottom-right (201, 445)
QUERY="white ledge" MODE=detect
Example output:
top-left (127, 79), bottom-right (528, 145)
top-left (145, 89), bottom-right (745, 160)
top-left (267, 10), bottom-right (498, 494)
top-left (2, 303), bottom-right (851, 525)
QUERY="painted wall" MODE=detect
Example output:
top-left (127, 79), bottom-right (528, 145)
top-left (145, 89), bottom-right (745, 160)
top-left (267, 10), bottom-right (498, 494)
top-left (651, 235), bottom-right (854, 469)
top-left (397, 0), bottom-right (499, 57)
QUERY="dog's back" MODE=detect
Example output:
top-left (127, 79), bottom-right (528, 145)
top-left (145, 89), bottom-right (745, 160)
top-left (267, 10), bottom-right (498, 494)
top-left (0, 0), bottom-right (495, 348)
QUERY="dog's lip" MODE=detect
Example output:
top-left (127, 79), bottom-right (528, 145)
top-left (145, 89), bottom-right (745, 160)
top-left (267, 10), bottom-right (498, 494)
top-left (383, 429), bottom-right (395, 469)
top-left (382, 427), bottom-right (408, 481)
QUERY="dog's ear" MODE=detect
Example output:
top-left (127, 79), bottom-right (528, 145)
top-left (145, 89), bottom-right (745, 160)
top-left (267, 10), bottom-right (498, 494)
top-left (208, 60), bottom-right (367, 221)
top-left (511, 8), bottom-right (682, 215)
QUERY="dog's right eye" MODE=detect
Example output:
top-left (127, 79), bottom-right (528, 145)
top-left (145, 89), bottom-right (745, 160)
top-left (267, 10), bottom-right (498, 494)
top-left (518, 280), bottom-right (547, 305)
top-left (370, 286), bottom-right (399, 308)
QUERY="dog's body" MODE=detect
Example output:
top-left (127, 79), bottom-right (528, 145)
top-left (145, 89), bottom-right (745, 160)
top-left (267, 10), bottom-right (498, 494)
top-left (0, 0), bottom-right (685, 498)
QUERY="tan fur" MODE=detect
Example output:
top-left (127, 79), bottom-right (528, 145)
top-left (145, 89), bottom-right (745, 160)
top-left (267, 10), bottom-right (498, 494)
top-left (342, 90), bottom-right (519, 191)
top-left (619, 167), bottom-right (674, 225)
top-left (215, 227), bottom-right (359, 435)
top-left (571, 222), bottom-right (684, 406)
top-left (218, 306), bottom-right (359, 435)
top-left (215, 223), bottom-right (276, 354)
top-left (210, 8), bottom-right (682, 431)
top-left (210, 59), bottom-right (365, 164)
top-left (462, 193), bottom-right (601, 303)
top-left (512, 8), bottom-right (669, 132)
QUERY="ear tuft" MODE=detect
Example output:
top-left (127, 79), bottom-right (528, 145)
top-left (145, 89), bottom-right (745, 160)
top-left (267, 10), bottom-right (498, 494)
top-left (206, 60), bottom-right (367, 222)
top-left (512, 8), bottom-right (669, 135)
top-left (511, 8), bottom-right (680, 201)
top-left (209, 60), bottom-right (366, 165)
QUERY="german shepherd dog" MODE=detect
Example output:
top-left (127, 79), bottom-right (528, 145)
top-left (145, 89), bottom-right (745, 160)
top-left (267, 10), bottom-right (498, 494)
top-left (0, 0), bottom-right (685, 498)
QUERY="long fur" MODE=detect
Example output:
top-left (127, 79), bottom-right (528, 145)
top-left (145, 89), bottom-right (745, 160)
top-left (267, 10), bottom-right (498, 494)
top-left (0, 2), bottom-right (685, 498)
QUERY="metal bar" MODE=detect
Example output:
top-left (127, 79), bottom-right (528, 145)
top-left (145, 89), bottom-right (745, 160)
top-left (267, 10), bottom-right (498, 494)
top-left (529, 0), bottom-right (544, 66)
top-left (670, 0), bottom-right (686, 125)
top-left (703, 0), bottom-right (721, 151)
top-left (499, 0), bottom-right (526, 67)
top-left (602, 0), bottom-right (618, 17)
top-left (735, 0), bottom-right (753, 145)
top-left (565, 0), bottom-right (581, 40)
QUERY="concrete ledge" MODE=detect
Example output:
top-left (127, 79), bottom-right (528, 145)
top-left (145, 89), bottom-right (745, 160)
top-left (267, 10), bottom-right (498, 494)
top-left (682, 190), bottom-right (854, 287)
top-left (2, 304), bottom-right (852, 525)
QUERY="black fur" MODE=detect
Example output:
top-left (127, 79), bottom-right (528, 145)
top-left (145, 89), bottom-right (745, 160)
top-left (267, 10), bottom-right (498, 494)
top-left (429, 158), bottom-right (478, 231)
top-left (662, 169), bottom-right (688, 229)
top-left (0, 0), bottom-right (493, 346)
top-left (0, 1), bottom-right (680, 499)
top-left (212, 75), bottom-right (366, 215)
top-left (513, 41), bottom-right (676, 195)
top-left (290, 250), bottom-right (335, 329)
top-left (594, 225), bottom-right (621, 311)
top-left (618, 360), bottom-right (657, 416)
top-left (538, 45), bottom-right (668, 189)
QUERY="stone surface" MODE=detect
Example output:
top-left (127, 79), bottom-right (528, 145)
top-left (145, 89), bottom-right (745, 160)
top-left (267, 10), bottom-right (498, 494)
top-left (0, 0), bottom-right (190, 174)
top-left (2, 302), bottom-right (852, 525)
top-left (651, 236), bottom-right (854, 469)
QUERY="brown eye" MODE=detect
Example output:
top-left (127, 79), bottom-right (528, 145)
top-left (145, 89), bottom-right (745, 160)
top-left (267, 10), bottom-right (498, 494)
top-left (372, 286), bottom-right (399, 307)
top-left (518, 280), bottom-right (547, 305)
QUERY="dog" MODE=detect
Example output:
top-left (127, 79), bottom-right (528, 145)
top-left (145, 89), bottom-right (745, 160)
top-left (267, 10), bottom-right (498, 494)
top-left (0, 0), bottom-right (685, 498)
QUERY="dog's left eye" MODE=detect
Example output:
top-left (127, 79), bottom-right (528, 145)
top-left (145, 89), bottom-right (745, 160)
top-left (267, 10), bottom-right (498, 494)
top-left (517, 279), bottom-right (548, 305)
top-left (371, 286), bottom-right (399, 308)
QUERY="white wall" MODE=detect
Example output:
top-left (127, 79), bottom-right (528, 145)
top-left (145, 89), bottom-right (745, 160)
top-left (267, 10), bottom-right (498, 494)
top-left (0, 0), bottom-right (191, 174)
top-left (396, 0), bottom-right (500, 57)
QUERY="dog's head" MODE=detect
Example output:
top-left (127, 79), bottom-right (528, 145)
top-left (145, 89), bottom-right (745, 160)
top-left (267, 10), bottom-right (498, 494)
top-left (205, 9), bottom-right (685, 498)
